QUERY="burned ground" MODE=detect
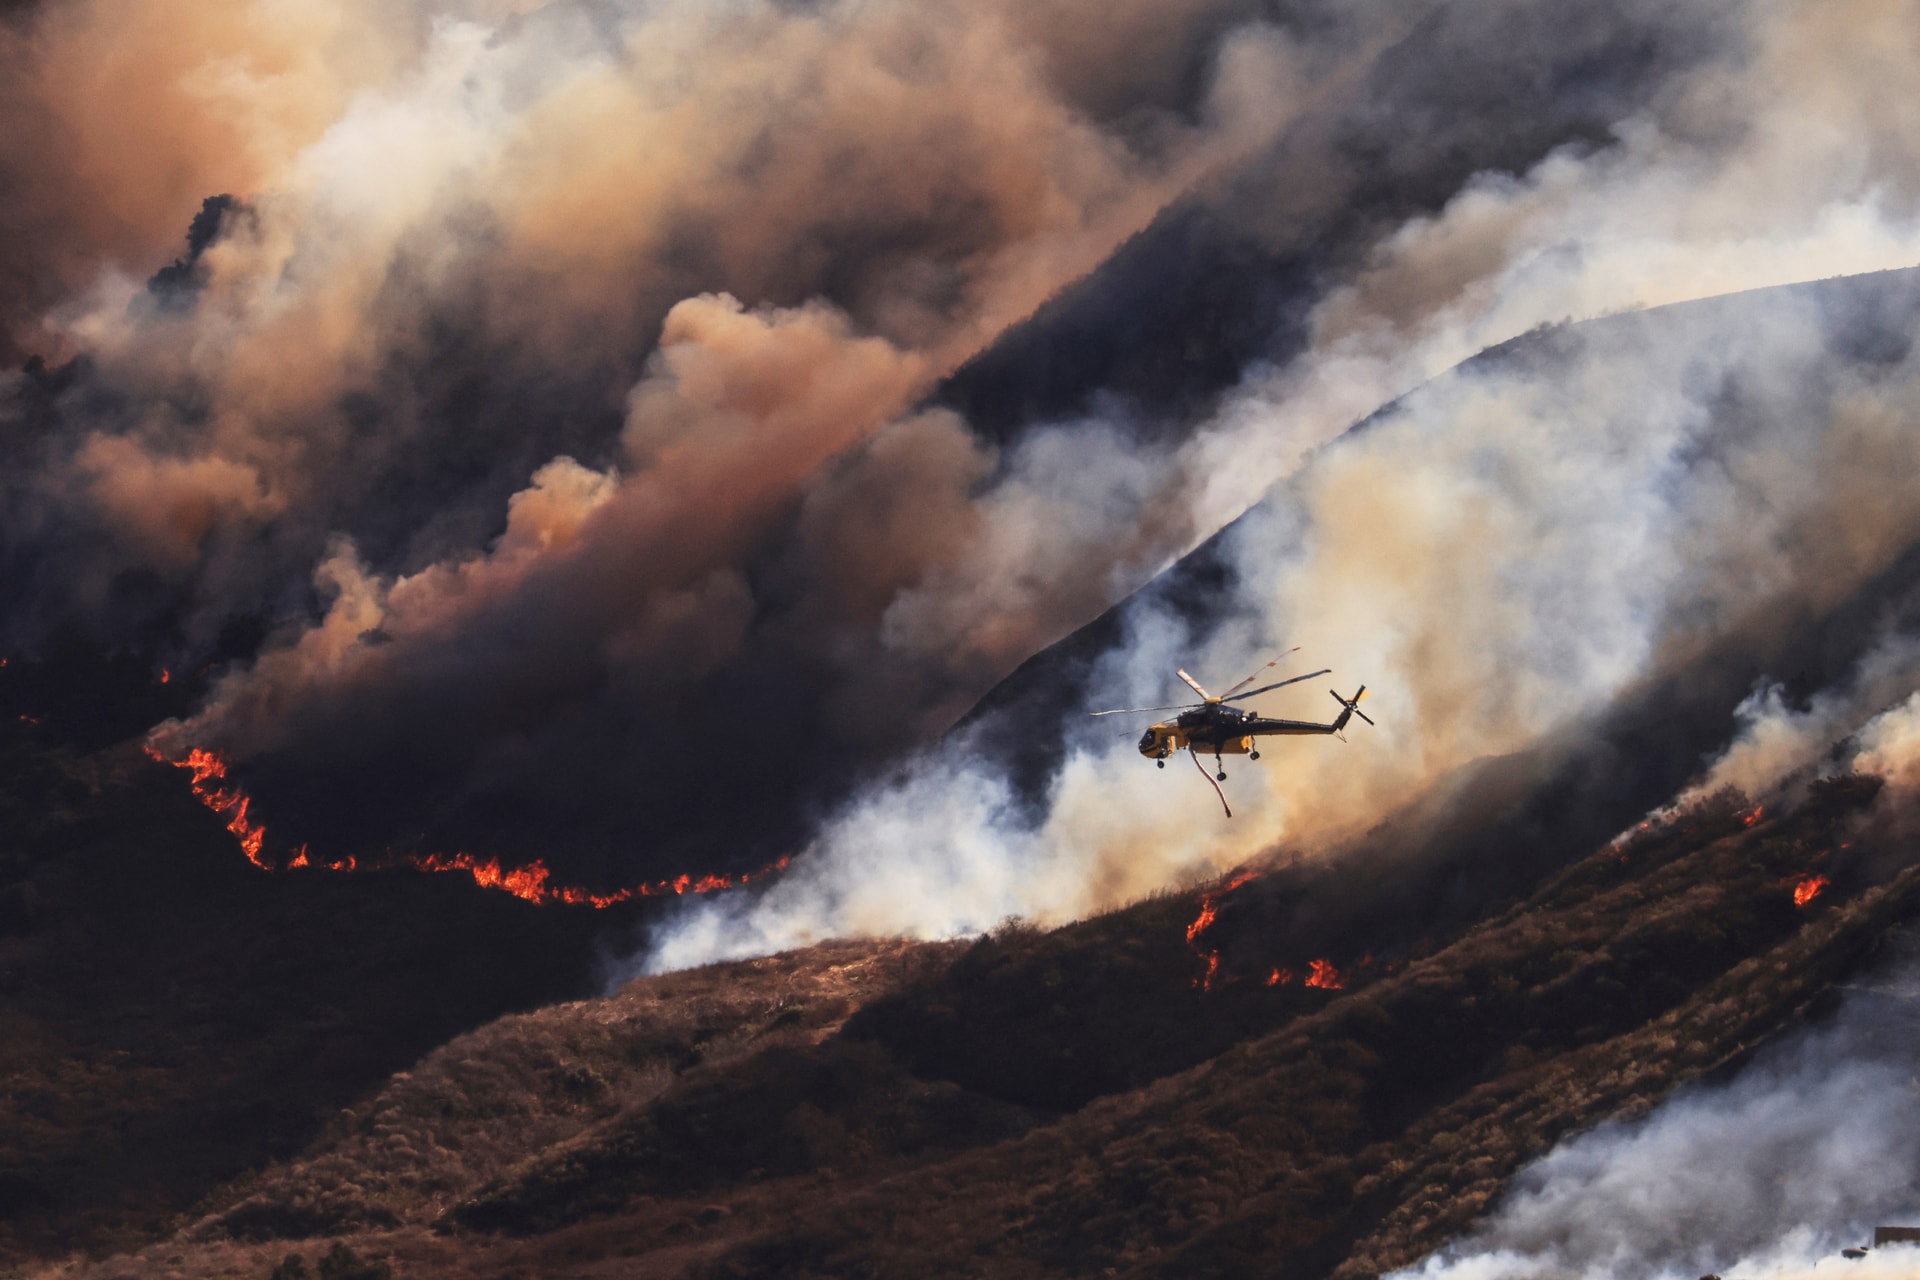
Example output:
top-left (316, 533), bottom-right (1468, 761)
top-left (15, 734), bottom-right (1916, 1279)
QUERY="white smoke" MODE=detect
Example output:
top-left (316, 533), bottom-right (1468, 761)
top-left (1392, 957), bottom-right (1920, 1280)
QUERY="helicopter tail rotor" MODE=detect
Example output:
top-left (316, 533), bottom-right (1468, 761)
top-left (1329, 686), bottom-right (1373, 731)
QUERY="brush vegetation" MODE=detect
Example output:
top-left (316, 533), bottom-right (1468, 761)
top-left (17, 721), bottom-right (1915, 1280)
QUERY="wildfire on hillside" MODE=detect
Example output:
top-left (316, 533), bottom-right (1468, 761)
top-left (1793, 875), bottom-right (1830, 907)
top-left (147, 745), bottom-right (787, 906)
top-left (1186, 871), bottom-right (1352, 994)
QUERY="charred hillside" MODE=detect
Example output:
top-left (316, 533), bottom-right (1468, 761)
top-left (31, 763), bottom-right (1920, 1280)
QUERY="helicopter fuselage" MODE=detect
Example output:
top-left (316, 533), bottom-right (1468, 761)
top-left (1137, 699), bottom-right (1357, 759)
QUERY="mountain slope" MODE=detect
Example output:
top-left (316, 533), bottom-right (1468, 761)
top-left (34, 772), bottom-right (1916, 1280)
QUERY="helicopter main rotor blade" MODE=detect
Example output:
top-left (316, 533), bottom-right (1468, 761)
top-left (1223, 668), bottom-right (1332, 703)
top-left (1175, 668), bottom-right (1213, 700)
top-left (1217, 648), bottom-right (1303, 700)
top-left (1089, 704), bottom-right (1192, 717)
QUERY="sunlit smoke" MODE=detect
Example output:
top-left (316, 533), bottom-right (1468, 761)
top-left (8, 0), bottom-right (1920, 951)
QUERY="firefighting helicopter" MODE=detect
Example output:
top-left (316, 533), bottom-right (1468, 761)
top-left (1089, 651), bottom-right (1371, 814)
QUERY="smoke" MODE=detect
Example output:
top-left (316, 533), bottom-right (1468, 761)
top-left (1665, 635), bottom-right (1920, 818)
top-left (625, 0), bottom-right (1920, 969)
top-left (635, 272), bottom-right (1920, 970)
top-left (5, 0), bottom-right (1920, 899)
top-left (13, 0), bottom-right (1314, 868)
top-left (1390, 943), bottom-right (1920, 1280)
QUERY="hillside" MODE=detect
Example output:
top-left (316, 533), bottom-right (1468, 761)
top-left (24, 772), bottom-right (1914, 1280)
top-left (0, 655), bottom-right (648, 1266)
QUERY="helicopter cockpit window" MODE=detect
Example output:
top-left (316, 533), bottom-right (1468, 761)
top-left (1139, 728), bottom-right (1158, 750)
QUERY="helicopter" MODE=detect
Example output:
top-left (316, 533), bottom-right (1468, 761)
top-left (1090, 651), bottom-right (1371, 814)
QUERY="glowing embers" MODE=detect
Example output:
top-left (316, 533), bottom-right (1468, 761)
top-left (1793, 874), bottom-right (1830, 907)
top-left (1743, 804), bottom-right (1766, 828)
top-left (147, 745), bottom-right (787, 906)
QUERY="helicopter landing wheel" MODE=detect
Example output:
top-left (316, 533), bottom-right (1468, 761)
top-left (1156, 760), bottom-right (1165, 769)
top-left (1250, 750), bottom-right (1260, 760)
top-left (1216, 770), bottom-right (1227, 781)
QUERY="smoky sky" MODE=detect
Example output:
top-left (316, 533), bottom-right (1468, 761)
top-left (6, 0), bottom-right (1920, 889)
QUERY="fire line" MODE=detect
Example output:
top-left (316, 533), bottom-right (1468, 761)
top-left (147, 745), bottom-right (787, 906)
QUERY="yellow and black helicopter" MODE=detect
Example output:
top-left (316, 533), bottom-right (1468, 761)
top-left (1091, 652), bottom-right (1370, 814)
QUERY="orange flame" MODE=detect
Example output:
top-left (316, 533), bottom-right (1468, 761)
top-left (1265, 966), bottom-right (1294, 987)
top-left (159, 669), bottom-right (171, 684)
top-left (160, 746), bottom-right (271, 868)
top-left (147, 745), bottom-right (787, 906)
top-left (1743, 804), bottom-right (1765, 828)
top-left (1185, 869), bottom-right (1261, 990)
top-left (1793, 875), bottom-right (1829, 907)
top-left (1305, 958), bottom-right (1344, 989)
top-left (1185, 899), bottom-right (1219, 946)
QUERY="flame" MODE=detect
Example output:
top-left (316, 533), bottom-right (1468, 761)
top-left (1185, 899), bottom-right (1219, 946)
top-left (1743, 804), bottom-right (1765, 827)
top-left (146, 745), bottom-right (787, 906)
top-left (159, 746), bottom-right (271, 868)
top-left (159, 669), bottom-right (171, 684)
top-left (1185, 868), bottom-right (1261, 990)
top-left (1305, 958), bottom-right (1344, 989)
top-left (1265, 966), bottom-right (1295, 987)
top-left (1793, 875), bottom-right (1829, 907)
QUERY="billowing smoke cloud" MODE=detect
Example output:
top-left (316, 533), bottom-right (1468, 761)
top-left (9, 0), bottom-right (1920, 898)
top-left (638, 0), bottom-right (1920, 967)
top-left (642, 269), bottom-right (1920, 969)
top-left (6, 0), bottom-right (1313, 870)
top-left (1389, 940), bottom-right (1920, 1280)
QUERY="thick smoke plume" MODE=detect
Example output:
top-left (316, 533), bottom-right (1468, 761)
top-left (6, 0), bottom-right (1920, 905)
top-left (641, 0), bottom-right (1920, 968)
top-left (8, 0), bottom-right (1305, 869)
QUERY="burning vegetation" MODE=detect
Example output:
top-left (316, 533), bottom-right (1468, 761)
top-left (146, 744), bottom-right (787, 907)
top-left (1795, 874), bottom-right (1831, 907)
top-left (29, 771), bottom-right (1902, 1280)
top-left (1184, 868), bottom-right (1353, 994)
